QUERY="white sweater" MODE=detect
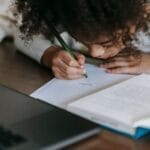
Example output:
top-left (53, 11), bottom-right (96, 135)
top-left (0, 0), bottom-right (52, 63)
top-left (0, 0), bottom-right (85, 63)
top-left (0, 0), bottom-right (149, 64)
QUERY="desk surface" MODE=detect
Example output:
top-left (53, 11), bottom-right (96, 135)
top-left (0, 41), bottom-right (150, 150)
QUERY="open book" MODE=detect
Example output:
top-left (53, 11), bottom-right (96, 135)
top-left (31, 64), bottom-right (150, 138)
top-left (67, 74), bottom-right (150, 138)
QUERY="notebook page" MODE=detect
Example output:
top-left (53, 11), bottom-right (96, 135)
top-left (31, 64), bottom-right (131, 108)
top-left (68, 74), bottom-right (150, 126)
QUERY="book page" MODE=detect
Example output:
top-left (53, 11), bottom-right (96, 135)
top-left (67, 74), bottom-right (150, 126)
top-left (31, 64), bottom-right (131, 108)
top-left (134, 118), bottom-right (150, 128)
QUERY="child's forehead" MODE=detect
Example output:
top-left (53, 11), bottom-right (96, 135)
top-left (73, 32), bottom-right (115, 45)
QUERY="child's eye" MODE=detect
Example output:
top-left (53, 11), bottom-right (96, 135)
top-left (102, 43), bottom-right (114, 48)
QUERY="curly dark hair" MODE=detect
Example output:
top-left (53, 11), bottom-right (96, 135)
top-left (14, 0), bottom-right (146, 41)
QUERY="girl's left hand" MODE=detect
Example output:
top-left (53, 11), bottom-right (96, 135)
top-left (100, 48), bottom-right (150, 75)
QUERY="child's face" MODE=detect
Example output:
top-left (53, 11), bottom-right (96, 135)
top-left (73, 25), bottom-right (136, 59)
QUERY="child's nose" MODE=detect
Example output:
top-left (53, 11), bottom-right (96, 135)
top-left (89, 44), bottom-right (105, 58)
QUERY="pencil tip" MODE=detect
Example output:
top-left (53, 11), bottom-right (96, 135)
top-left (83, 74), bottom-right (88, 78)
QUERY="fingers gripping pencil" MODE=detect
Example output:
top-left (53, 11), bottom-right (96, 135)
top-left (50, 24), bottom-right (88, 78)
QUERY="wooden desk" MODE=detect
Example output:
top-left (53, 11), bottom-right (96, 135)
top-left (0, 41), bottom-right (150, 150)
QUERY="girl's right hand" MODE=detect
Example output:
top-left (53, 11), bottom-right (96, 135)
top-left (41, 46), bottom-right (86, 80)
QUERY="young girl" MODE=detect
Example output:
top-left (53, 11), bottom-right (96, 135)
top-left (14, 0), bottom-right (148, 79)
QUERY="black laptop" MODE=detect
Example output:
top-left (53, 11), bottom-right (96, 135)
top-left (0, 84), bottom-right (100, 150)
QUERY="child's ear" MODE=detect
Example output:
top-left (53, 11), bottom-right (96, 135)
top-left (143, 3), bottom-right (150, 18)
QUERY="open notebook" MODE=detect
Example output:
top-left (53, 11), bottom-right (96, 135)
top-left (67, 74), bottom-right (150, 138)
top-left (31, 64), bottom-right (150, 138)
top-left (31, 64), bottom-right (131, 108)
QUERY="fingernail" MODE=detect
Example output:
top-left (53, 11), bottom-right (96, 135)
top-left (80, 65), bottom-right (84, 68)
top-left (69, 61), bottom-right (74, 66)
top-left (83, 69), bottom-right (86, 74)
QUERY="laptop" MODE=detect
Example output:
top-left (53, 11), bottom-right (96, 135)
top-left (0, 84), bottom-right (100, 150)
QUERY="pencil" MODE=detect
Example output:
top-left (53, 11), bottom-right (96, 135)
top-left (50, 25), bottom-right (88, 78)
